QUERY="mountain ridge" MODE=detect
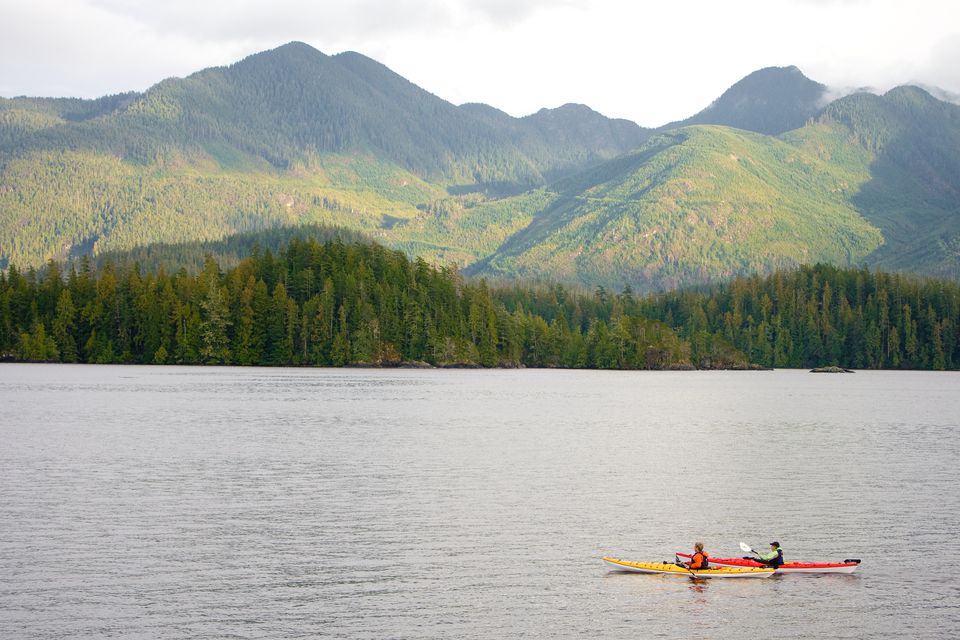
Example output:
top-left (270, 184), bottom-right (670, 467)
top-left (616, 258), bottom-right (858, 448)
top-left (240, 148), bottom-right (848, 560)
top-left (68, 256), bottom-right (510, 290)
top-left (1, 42), bottom-right (959, 290)
top-left (2, 42), bottom-right (645, 186)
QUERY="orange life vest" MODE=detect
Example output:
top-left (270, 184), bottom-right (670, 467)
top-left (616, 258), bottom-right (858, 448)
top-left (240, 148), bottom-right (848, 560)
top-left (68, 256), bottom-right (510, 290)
top-left (689, 551), bottom-right (709, 569)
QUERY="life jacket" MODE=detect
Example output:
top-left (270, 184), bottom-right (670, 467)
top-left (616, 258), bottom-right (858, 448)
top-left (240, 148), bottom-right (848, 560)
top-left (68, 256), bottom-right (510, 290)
top-left (764, 548), bottom-right (784, 567)
top-left (690, 551), bottom-right (710, 569)
top-left (771, 548), bottom-right (784, 567)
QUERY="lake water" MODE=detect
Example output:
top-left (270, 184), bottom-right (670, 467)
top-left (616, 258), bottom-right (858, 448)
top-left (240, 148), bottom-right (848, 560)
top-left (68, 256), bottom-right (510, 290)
top-left (1, 364), bottom-right (958, 639)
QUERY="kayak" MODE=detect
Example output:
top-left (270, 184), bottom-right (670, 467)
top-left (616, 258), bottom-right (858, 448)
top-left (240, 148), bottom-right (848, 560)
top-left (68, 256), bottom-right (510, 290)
top-left (602, 556), bottom-right (774, 578)
top-left (675, 553), bottom-right (861, 574)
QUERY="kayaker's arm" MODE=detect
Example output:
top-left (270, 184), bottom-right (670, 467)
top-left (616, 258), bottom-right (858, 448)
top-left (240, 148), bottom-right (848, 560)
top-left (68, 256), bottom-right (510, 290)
top-left (755, 549), bottom-right (778, 561)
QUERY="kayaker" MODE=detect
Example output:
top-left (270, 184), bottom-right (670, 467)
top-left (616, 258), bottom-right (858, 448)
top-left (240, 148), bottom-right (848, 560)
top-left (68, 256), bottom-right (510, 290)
top-left (682, 542), bottom-right (710, 569)
top-left (750, 541), bottom-right (784, 567)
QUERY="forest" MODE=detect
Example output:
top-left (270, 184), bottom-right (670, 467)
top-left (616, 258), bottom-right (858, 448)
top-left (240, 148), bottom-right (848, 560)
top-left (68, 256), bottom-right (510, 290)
top-left (0, 237), bottom-right (699, 370)
top-left (641, 263), bottom-right (960, 370)
top-left (2, 236), bottom-right (958, 370)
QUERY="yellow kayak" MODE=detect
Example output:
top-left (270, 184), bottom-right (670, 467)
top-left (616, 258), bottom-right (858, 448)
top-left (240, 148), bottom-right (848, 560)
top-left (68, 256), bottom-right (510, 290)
top-left (602, 556), bottom-right (775, 578)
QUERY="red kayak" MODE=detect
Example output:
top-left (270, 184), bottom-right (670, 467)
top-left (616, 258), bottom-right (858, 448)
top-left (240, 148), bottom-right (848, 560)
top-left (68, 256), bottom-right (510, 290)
top-left (676, 553), bottom-right (860, 574)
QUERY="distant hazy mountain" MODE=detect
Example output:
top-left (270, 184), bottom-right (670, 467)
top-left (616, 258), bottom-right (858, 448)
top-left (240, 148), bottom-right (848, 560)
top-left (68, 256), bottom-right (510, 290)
top-left (457, 101), bottom-right (650, 182)
top-left (662, 66), bottom-right (827, 135)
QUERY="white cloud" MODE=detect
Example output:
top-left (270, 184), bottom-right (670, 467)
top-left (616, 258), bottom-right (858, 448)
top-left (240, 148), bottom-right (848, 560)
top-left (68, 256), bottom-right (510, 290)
top-left (0, 0), bottom-right (958, 125)
top-left (923, 34), bottom-right (960, 93)
top-left (82, 0), bottom-right (581, 43)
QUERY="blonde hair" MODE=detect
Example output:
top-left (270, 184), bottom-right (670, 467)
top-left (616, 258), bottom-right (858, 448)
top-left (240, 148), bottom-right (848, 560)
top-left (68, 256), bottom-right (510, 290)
top-left (694, 542), bottom-right (704, 551)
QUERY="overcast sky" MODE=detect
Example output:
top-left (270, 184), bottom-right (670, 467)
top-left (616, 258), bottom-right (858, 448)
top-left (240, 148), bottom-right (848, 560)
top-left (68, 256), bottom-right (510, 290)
top-left (1, 0), bottom-right (958, 126)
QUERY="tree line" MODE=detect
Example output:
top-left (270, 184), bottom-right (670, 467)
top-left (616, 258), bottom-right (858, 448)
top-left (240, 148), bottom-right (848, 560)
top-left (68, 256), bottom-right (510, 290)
top-left (0, 238), bottom-right (709, 369)
top-left (2, 239), bottom-right (958, 370)
top-left (640, 263), bottom-right (960, 370)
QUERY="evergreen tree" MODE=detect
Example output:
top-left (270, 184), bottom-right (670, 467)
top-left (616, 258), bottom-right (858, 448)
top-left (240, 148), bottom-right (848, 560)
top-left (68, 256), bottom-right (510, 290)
top-left (52, 289), bottom-right (77, 362)
top-left (199, 278), bottom-right (232, 364)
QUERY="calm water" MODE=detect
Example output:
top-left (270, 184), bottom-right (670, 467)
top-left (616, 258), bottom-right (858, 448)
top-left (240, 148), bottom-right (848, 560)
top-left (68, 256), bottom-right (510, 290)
top-left (1, 364), bottom-right (958, 639)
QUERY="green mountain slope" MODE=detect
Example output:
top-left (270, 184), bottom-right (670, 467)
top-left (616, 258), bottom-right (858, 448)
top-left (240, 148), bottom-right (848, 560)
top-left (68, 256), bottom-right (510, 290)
top-left (468, 125), bottom-right (883, 291)
top-left (468, 85), bottom-right (960, 291)
top-left (0, 147), bottom-right (449, 269)
top-left (1, 45), bottom-right (959, 294)
top-left (2, 43), bottom-right (539, 185)
top-left (1, 42), bottom-right (648, 185)
top-left (792, 87), bottom-right (960, 278)
top-left (0, 42), bottom-right (647, 269)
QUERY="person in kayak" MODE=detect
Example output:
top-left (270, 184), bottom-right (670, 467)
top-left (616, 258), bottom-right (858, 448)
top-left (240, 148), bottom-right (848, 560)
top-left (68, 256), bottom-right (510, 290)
top-left (750, 542), bottom-right (784, 567)
top-left (681, 542), bottom-right (710, 569)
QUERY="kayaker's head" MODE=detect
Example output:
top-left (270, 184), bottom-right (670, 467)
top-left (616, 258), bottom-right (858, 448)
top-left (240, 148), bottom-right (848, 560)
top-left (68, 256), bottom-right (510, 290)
top-left (694, 542), bottom-right (704, 552)
top-left (770, 541), bottom-right (780, 549)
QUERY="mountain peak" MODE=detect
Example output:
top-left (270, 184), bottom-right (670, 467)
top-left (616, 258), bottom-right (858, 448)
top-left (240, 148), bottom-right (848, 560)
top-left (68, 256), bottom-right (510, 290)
top-left (531, 103), bottom-right (596, 116)
top-left (268, 40), bottom-right (325, 57)
top-left (747, 65), bottom-right (805, 79)
top-left (884, 84), bottom-right (938, 104)
top-left (230, 40), bottom-right (329, 71)
top-left (665, 65), bottom-right (827, 135)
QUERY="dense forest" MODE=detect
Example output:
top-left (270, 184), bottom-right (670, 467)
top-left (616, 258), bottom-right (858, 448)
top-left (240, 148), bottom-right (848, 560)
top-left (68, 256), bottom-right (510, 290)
top-left (0, 237), bottom-right (703, 369)
top-left (2, 236), bottom-right (958, 370)
top-left (642, 264), bottom-right (960, 370)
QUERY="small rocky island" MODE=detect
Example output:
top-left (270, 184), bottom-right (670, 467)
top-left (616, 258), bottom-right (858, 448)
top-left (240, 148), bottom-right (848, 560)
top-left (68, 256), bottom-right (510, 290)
top-left (810, 366), bottom-right (855, 373)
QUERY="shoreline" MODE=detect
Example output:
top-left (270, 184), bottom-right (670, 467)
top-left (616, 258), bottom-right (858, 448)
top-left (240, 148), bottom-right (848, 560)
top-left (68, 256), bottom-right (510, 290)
top-left (5, 360), bottom-right (958, 373)
top-left (0, 359), bottom-right (775, 372)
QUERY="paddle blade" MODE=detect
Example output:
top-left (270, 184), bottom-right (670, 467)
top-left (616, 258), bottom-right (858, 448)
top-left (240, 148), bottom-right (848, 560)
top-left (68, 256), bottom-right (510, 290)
top-left (739, 541), bottom-right (753, 553)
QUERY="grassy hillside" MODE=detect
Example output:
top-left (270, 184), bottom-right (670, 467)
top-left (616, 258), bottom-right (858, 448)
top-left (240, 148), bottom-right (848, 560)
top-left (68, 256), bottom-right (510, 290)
top-left (0, 148), bottom-right (447, 268)
top-left (469, 125), bottom-right (883, 291)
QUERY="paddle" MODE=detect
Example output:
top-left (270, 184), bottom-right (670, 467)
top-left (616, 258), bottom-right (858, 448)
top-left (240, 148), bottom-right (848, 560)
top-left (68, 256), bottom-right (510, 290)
top-left (675, 554), bottom-right (701, 579)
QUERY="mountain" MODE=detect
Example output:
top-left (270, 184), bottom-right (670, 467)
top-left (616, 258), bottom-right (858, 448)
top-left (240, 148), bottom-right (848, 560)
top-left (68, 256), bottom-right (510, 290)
top-left (2, 45), bottom-right (959, 294)
top-left (469, 84), bottom-right (960, 290)
top-left (4, 43), bottom-right (532, 184)
top-left (0, 42), bottom-right (647, 269)
top-left (662, 66), bottom-right (827, 135)
top-left (461, 102), bottom-right (651, 182)
top-left (467, 125), bottom-right (883, 290)
top-left (1, 42), bottom-right (647, 185)
top-left (790, 86), bottom-right (960, 278)
top-left (468, 84), bottom-right (960, 290)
